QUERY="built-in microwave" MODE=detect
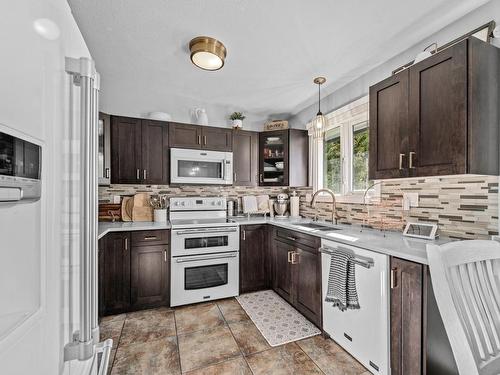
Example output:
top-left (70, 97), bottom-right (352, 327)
top-left (170, 148), bottom-right (233, 185)
top-left (0, 131), bottom-right (41, 202)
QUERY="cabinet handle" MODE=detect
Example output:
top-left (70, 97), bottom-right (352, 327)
top-left (286, 236), bottom-right (297, 241)
top-left (124, 237), bottom-right (128, 251)
top-left (390, 268), bottom-right (397, 289)
top-left (105, 168), bottom-right (110, 178)
top-left (144, 236), bottom-right (157, 240)
top-left (143, 169), bottom-right (147, 180)
top-left (164, 249), bottom-right (167, 262)
top-left (399, 154), bottom-right (405, 170)
top-left (287, 251), bottom-right (292, 263)
top-left (260, 174), bottom-right (263, 183)
top-left (198, 135), bottom-right (201, 145)
top-left (409, 152), bottom-right (416, 169)
top-left (136, 169), bottom-right (140, 180)
top-left (203, 135), bottom-right (207, 145)
top-left (291, 251), bottom-right (299, 264)
top-left (233, 172), bottom-right (236, 181)
top-left (242, 230), bottom-right (246, 241)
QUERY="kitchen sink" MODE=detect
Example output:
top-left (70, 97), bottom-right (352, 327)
top-left (291, 222), bottom-right (342, 231)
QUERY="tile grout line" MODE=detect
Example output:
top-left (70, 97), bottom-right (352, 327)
top-left (172, 309), bottom-right (184, 374)
top-left (294, 339), bottom-right (327, 375)
top-left (216, 301), bottom-right (257, 375)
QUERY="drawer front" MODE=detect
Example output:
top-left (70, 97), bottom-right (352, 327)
top-left (275, 228), bottom-right (319, 252)
top-left (131, 230), bottom-right (169, 246)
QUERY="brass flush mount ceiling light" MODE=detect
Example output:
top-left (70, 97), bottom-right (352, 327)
top-left (189, 36), bottom-right (227, 71)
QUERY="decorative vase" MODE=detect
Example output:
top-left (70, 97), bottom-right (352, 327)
top-left (154, 209), bottom-right (167, 223)
top-left (232, 119), bottom-right (243, 128)
top-left (194, 108), bottom-right (208, 125)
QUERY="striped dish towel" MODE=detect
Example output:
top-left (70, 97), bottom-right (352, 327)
top-left (325, 250), bottom-right (360, 311)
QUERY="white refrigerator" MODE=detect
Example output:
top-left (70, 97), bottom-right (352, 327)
top-left (0, 0), bottom-right (108, 374)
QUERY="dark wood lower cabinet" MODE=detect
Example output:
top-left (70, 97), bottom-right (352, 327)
top-left (294, 247), bottom-right (322, 327)
top-left (99, 230), bottom-right (170, 316)
top-left (131, 244), bottom-right (169, 309)
top-left (240, 225), bottom-right (269, 293)
top-left (271, 228), bottom-right (322, 328)
top-left (100, 232), bottom-right (131, 315)
top-left (272, 240), bottom-right (294, 303)
top-left (390, 257), bottom-right (424, 375)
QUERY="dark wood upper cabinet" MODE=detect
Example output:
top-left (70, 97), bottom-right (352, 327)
top-left (168, 122), bottom-right (202, 149)
top-left (240, 225), bottom-right (268, 293)
top-left (259, 129), bottom-right (308, 187)
top-left (369, 70), bottom-right (409, 180)
top-left (111, 116), bottom-right (169, 184)
top-left (130, 243), bottom-right (169, 309)
top-left (100, 232), bottom-right (131, 315)
top-left (111, 116), bottom-right (142, 184)
top-left (169, 122), bottom-right (232, 151)
top-left (369, 37), bottom-right (500, 179)
top-left (390, 257), bottom-right (423, 375)
top-left (202, 126), bottom-right (232, 151)
top-left (408, 40), bottom-right (467, 177)
top-left (141, 120), bottom-right (169, 184)
top-left (233, 130), bottom-right (259, 186)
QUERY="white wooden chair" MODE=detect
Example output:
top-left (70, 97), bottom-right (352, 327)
top-left (427, 240), bottom-right (500, 375)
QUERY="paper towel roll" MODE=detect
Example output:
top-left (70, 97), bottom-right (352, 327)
top-left (290, 196), bottom-right (300, 217)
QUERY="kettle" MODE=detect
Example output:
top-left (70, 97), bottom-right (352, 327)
top-left (194, 108), bottom-right (208, 125)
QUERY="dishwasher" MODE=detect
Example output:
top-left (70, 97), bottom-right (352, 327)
top-left (321, 239), bottom-right (390, 375)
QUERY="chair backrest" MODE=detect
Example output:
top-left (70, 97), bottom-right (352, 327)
top-left (427, 240), bottom-right (500, 375)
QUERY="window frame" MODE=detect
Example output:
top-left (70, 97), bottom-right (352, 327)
top-left (308, 96), bottom-right (374, 204)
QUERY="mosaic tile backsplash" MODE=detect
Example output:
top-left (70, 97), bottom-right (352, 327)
top-left (100, 175), bottom-right (499, 240)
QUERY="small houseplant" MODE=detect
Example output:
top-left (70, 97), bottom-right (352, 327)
top-left (230, 112), bottom-right (245, 128)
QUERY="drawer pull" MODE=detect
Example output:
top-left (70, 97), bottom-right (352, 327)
top-left (144, 236), bottom-right (158, 240)
top-left (291, 251), bottom-right (299, 264)
top-left (287, 251), bottom-right (292, 263)
top-left (390, 268), bottom-right (397, 289)
top-left (164, 249), bottom-right (167, 262)
top-left (286, 236), bottom-right (297, 241)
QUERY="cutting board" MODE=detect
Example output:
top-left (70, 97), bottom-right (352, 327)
top-left (121, 197), bottom-right (134, 222)
top-left (132, 193), bottom-right (153, 222)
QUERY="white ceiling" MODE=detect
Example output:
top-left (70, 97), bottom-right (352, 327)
top-left (68, 0), bottom-right (487, 125)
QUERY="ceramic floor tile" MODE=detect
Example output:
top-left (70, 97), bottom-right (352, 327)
top-left (175, 302), bottom-right (225, 335)
top-left (229, 320), bottom-right (270, 355)
top-left (297, 335), bottom-right (368, 375)
top-left (111, 336), bottom-right (180, 375)
top-left (217, 298), bottom-right (250, 323)
top-left (246, 342), bottom-right (323, 375)
top-left (120, 308), bottom-right (176, 347)
top-left (100, 317), bottom-right (125, 345)
top-left (178, 325), bottom-right (240, 372)
top-left (184, 356), bottom-right (252, 375)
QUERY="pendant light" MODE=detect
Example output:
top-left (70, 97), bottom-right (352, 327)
top-left (312, 77), bottom-right (327, 139)
top-left (189, 36), bottom-right (227, 71)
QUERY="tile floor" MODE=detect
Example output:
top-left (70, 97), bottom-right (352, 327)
top-left (100, 298), bottom-right (370, 375)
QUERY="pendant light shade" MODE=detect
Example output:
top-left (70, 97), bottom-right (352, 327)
top-left (189, 36), bottom-right (227, 71)
top-left (312, 77), bottom-right (327, 138)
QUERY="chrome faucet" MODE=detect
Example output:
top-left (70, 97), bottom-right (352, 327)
top-left (310, 189), bottom-right (340, 225)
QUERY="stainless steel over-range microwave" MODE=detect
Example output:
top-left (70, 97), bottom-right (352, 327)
top-left (170, 148), bottom-right (233, 185)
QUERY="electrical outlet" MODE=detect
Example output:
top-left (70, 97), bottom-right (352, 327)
top-left (402, 193), bottom-right (419, 210)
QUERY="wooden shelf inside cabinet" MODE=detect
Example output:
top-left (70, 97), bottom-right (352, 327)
top-left (259, 129), bottom-right (308, 187)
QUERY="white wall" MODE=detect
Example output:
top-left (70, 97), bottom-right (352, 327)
top-left (288, 0), bottom-right (500, 128)
top-left (0, 1), bottom-right (90, 374)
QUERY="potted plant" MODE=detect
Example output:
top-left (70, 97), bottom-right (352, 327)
top-left (230, 112), bottom-right (245, 129)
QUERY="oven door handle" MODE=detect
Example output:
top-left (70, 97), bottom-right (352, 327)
top-left (174, 228), bottom-right (238, 235)
top-left (175, 253), bottom-right (238, 263)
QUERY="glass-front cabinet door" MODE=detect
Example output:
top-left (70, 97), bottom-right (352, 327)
top-left (259, 130), bottom-right (289, 186)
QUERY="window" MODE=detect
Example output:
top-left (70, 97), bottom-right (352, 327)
top-left (309, 96), bottom-right (371, 202)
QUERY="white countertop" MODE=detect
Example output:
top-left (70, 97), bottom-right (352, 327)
top-left (98, 221), bottom-right (171, 240)
top-left (230, 216), bottom-right (452, 264)
top-left (98, 217), bottom-right (451, 264)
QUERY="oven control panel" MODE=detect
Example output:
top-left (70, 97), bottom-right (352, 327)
top-left (170, 196), bottom-right (227, 211)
